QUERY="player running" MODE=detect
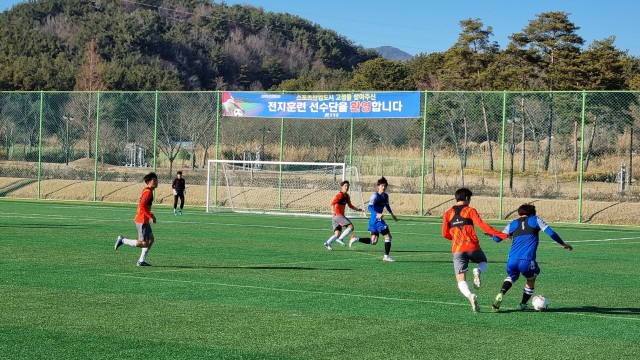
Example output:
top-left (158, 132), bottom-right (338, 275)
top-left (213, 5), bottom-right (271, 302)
top-left (442, 188), bottom-right (508, 312)
top-left (349, 177), bottom-right (398, 262)
top-left (323, 180), bottom-right (365, 250)
top-left (114, 172), bottom-right (158, 266)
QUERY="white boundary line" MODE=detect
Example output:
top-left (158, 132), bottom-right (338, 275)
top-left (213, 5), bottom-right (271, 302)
top-left (103, 272), bottom-right (640, 321)
top-left (0, 212), bottom-right (426, 236)
top-left (6, 198), bottom-right (640, 231)
top-left (6, 211), bottom-right (640, 241)
top-left (104, 272), bottom-right (467, 307)
top-left (566, 313), bottom-right (640, 321)
top-left (567, 236), bottom-right (640, 243)
top-left (5, 201), bottom-right (640, 233)
top-left (1, 206), bottom-right (637, 321)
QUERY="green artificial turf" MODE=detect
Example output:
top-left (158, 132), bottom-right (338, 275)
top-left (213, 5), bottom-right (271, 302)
top-left (1, 199), bottom-right (639, 359)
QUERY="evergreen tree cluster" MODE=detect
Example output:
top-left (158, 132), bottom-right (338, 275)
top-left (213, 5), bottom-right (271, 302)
top-left (1, 1), bottom-right (639, 91)
top-left (0, 0), bottom-right (377, 91)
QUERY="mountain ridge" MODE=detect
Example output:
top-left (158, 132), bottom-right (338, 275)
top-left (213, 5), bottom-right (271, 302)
top-left (373, 46), bottom-right (413, 61)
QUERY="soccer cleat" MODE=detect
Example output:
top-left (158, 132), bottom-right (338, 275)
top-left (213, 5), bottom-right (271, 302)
top-left (114, 236), bottom-right (124, 250)
top-left (324, 242), bottom-right (333, 251)
top-left (173, 210), bottom-right (177, 215)
top-left (137, 261), bottom-right (152, 267)
top-left (518, 303), bottom-right (527, 311)
top-left (349, 235), bottom-right (359, 248)
top-left (492, 293), bottom-right (503, 312)
top-left (469, 293), bottom-right (479, 312)
top-left (179, 210), bottom-right (183, 215)
top-left (382, 255), bottom-right (396, 262)
top-left (335, 238), bottom-right (345, 246)
top-left (473, 268), bottom-right (481, 289)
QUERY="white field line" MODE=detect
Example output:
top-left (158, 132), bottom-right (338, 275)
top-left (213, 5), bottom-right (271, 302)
top-left (1, 208), bottom-right (636, 320)
top-left (0, 212), bottom-right (424, 235)
top-left (567, 236), bottom-right (640, 243)
top-left (6, 211), bottom-right (640, 241)
top-left (568, 241), bottom-right (640, 246)
top-left (104, 272), bottom-right (467, 307)
top-left (562, 312), bottom-right (640, 321)
top-left (0, 212), bottom-right (329, 232)
top-left (103, 272), bottom-right (640, 321)
top-left (9, 202), bottom-right (640, 230)
top-left (106, 251), bottom-right (430, 276)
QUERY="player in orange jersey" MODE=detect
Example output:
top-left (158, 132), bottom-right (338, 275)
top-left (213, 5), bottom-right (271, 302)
top-left (323, 180), bottom-right (365, 250)
top-left (442, 188), bottom-right (508, 312)
top-left (114, 172), bottom-right (158, 266)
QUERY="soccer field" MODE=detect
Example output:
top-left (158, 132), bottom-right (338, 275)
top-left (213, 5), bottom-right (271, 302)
top-left (1, 199), bottom-right (639, 359)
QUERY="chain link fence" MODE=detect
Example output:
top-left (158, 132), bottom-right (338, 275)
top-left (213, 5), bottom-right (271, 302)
top-left (1, 90), bottom-right (638, 224)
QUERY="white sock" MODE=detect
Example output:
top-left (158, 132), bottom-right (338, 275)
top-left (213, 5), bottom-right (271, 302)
top-left (138, 248), bottom-right (149, 263)
top-left (477, 262), bottom-right (488, 273)
top-left (326, 235), bottom-right (337, 245)
top-left (123, 238), bottom-right (137, 246)
top-left (338, 228), bottom-right (352, 240)
top-left (458, 281), bottom-right (471, 297)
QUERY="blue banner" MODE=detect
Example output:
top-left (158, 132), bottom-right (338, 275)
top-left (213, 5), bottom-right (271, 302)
top-left (221, 91), bottom-right (421, 119)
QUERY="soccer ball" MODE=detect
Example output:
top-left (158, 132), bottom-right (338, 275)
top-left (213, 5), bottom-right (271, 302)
top-left (233, 108), bottom-right (244, 116)
top-left (531, 295), bottom-right (549, 311)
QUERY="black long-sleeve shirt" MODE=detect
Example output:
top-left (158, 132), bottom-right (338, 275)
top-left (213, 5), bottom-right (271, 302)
top-left (172, 177), bottom-right (186, 194)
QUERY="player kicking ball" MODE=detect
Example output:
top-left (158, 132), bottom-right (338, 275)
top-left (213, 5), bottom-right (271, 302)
top-left (491, 204), bottom-right (573, 311)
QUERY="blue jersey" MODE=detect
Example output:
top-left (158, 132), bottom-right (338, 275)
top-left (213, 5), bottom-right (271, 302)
top-left (367, 192), bottom-right (393, 233)
top-left (368, 192), bottom-right (392, 219)
top-left (494, 216), bottom-right (564, 261)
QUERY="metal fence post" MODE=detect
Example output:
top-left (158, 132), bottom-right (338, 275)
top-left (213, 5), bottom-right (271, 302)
top-left (37, 91), bottom-right (44, 200)
top-left (153, 90), bottom-right (159, 171)
top-left (420, 91), bottom-right (428, 216)
top-left (578, 90), bottom-right (587, 223)
top-left (93, 91), bottom-right (101, 202)
top-left (498, 91), bottom-right (507, 219)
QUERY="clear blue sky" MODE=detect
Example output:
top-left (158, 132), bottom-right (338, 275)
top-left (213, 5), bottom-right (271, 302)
top-left (2, 0), bottom-right (638, 56)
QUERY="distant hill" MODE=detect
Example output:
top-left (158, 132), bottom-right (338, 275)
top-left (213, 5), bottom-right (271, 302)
top-left (0, 0), bottom-right (378, 91)
top-left (374, 46), bottom-right (413, 61)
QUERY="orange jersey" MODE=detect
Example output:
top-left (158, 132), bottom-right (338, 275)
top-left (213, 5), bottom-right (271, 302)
top-left (134, 187), bottom-right (154, 224)
top-left (442, 205), bottom-right (507, 253)
top-left (331, 192), bottom-right (356, 216)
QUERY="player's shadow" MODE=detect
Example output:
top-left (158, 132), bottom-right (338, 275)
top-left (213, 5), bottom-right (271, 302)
top-left (497, 306), bottom-right (640, 315)
top-left (545, 306), bottom-right (640, 315)
top-left (582, 202), bottom-right (623, 223)
top-left (502, 200), bottom-right (540, 219)
top-left (392, 250), bottom-right (450, 254)
top-left (0, 223), bottom-right (87, 229)
top-left (393, 260), bottom-right (456, 264)
top-left (155, 265), bottom-right (352, 271)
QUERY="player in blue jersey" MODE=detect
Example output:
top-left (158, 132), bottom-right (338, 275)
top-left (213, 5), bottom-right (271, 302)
top-left (350, 176), bottom-right (398, 262)
top-left (491, 204), bottom-right (573, 311)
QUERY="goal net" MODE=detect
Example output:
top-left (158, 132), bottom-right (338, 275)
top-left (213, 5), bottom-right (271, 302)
top-left (206, 160), bottom-right (365, 217)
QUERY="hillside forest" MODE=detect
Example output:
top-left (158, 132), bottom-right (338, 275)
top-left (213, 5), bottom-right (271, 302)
top-left (1, 0), bottom-right (640, 92)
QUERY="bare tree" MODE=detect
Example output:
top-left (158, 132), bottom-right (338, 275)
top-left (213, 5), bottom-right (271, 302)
top-left (71, 39), bottom-right (106, 159)
top-left (0, 94), bottom-right (41, 160)
top-left (446, 96), bottom-right (469, 186)
top-left (519, 97), bottom-right (527, 173)
top-left (156, 106), bottom-right (185, 177)
top-left (180, 93), bottom-right (216, 169)
top-left (582, 117), bottom-right (597, 171)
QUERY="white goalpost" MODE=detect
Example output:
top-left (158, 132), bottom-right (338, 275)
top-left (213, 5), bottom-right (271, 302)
top-left (206, 159), bottom-right (365, 217)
